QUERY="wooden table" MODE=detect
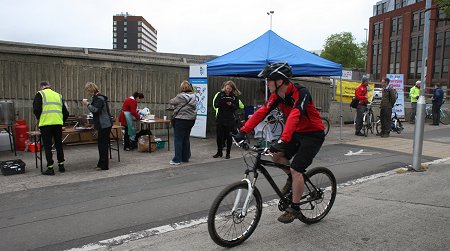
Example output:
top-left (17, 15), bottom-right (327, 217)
top-left (27, 125), bottom-right (122, 172)
top-left (139, 118), bottom-right (171, 152)
top-left (0, 124), bottom-right (16, 156)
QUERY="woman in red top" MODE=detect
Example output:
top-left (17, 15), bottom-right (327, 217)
top-left (118, 92), bottom-right (144, 150)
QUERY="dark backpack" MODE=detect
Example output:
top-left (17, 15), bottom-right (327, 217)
top-left (350, 97), bottom-right (359, 108)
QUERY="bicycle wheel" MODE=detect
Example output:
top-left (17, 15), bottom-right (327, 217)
top-left (298, 167), bottom-right (337, 224)
top-left (322, 118), bottom-right (330, 136)
top-left (362, 114), bottom-right (368, 137)
top-left (369, 112), bottom-right (375, 134)
top-left (261, 121), bottom-right (283, 143)
top-left (440, 109), bottom-right (449, 125)
top-left (375, 118), bottom-right (381, 135)
top-left (208, 181), bottom-right (263, 247)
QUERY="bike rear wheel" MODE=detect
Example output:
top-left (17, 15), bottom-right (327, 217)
top-left (208, 181), bottom-right (263, 247)
top-left (298, 167), bottom-right (337, 224)
top-left (375, 118), bottom-right (381, 135)
top-left (440, 109), bottom-right (449, 125)
top-left (322, 118), bottom-right (330, 136)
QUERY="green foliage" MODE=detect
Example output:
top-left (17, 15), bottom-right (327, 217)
top-left (436, 0), bottom-right (450, 18)
top-left (320, 32), bottom-right (365, 70)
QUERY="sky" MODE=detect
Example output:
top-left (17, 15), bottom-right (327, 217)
top-left (0, 0), bottom-right (375, 56)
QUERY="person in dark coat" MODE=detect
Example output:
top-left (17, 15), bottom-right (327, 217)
top-left (82, 82), bottom-right (113, 170)
top-left (378, 78), bottom-right (397, 138)
top-left (431, 83), bottom-right (444, 126)
top-left (212, 80), bottom-right (244, 159)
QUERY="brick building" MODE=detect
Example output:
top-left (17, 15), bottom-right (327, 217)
top-left (368, 0), bottom-right (449, 91)
top-left (113, 13), bottom-right (157, 52)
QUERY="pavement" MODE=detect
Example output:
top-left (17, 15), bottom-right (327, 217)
top-left (1, 122), bottom-right (449, 250)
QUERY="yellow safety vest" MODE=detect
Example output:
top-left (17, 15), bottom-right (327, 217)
top-left (38, 88), bottom-right (64, 126)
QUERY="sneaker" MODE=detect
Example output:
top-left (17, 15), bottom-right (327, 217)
top-left (277, 208), bottom-right (300, 224)
top-left (169, 160), bottom-right (181, 165)
top-left (42, 168), bottom-right (55, 176)
top-left (225, 154), bottom-right (231, 159)
top-left (58, 163), bottom-right (65, 173)
top-left (280, 176), bottom-right (292, 196)
top-left (124, 147), bottom-right (131, 151)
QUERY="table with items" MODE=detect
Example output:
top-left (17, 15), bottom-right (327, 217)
top-left (139, 118), bottom-right (171, 152)
top-left (27, 125), bottom-right (122, 172)
top-left (0, 124), bottom-right (16, 156)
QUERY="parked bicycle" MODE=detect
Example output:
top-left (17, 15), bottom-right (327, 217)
top-left (207, 138), bottom-right (337, 247)
top-left (376, 105), bottom-right (403, 134)
top-left (362, 102), bottom-right (375, 137)
top-left (260, 108), bottom-right (329, 144)
top-left (425, 102), bottom-right (449, 125)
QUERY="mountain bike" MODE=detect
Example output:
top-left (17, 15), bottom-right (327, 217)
top-left (425, 102), bottom-right (449, 125)
top-left (376, 107), bottom-right (403, 134)
top-left (362, 103), bottom-right (375, 137)
top-left (207, 139), bottom-right (337, 247)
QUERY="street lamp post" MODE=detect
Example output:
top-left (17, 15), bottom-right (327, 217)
top-left (267, 11), bottom-right (274, 30)
top-left (364, 28), bottom-right (368, 72)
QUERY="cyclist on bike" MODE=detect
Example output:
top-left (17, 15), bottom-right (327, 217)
top-left (234, 62), bottom-right (325, 224)
top-left (354, 77), bottom-right (369, 136)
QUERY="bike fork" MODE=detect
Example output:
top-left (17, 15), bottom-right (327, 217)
top-left (232, 178), bottom-right (255, 217)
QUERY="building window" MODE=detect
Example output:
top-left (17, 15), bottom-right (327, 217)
top-left (124, 21), bottom-right (127, 26)
top-left (113, 21), bottom-right (117, 25)
top-left (113, 44), bottom-right (117, 49)
top-left (390, 16), bottom-right (402, 37)
top-left (124, 27), bottom-right (127, 32)
top-left (124, 45), bottom-right (127, 49)
top-left (113, 38), bottom-right (117, 43)
top-left (113, 27), bottom-right (117, 31)
top-left (409, 36), bottom-right (423, 79)
top-left (124, 38), bottom-right (127, 43)
top-left (113, 32), bottom-right (117, 37)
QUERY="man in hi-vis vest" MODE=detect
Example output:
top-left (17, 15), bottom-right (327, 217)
top-left (33, 81), bottom-right (69, 175)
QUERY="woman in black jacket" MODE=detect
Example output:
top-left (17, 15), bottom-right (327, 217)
top-left (212, 81), bottom-right (244, 159)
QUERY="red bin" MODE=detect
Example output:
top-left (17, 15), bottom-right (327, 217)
top-left (14, 120), bottom-right (28, 151)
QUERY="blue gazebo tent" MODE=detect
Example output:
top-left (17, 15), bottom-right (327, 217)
top-left (205, 30), bottom-right (342, 77)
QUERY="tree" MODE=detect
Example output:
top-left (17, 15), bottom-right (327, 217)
top-left (320, 32), bottom-right (365, 70)
top-left (436, 0), bottom-right (450, 18)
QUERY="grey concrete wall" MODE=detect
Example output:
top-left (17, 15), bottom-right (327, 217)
top-left (0, 41), bottom-right (333, 136)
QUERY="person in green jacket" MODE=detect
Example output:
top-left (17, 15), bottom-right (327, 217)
top-left (409, 81), bottom-right (420, 124)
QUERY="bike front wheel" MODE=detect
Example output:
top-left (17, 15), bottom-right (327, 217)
top-left (299, 167), bottom-right (337, 224)
top-left (208, 181), bottom-right (263, 247)
top-left (375, 118), bottom-right (381, 135)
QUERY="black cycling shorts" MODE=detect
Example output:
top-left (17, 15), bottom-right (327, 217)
top-left (283, 131), bottom-right (325, 172)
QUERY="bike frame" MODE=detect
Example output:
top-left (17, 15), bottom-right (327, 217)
top-left (234, 149), bottom-right (320, 216)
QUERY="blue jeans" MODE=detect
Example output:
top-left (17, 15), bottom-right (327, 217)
top-left (172, 119), bottom-right (195, 163)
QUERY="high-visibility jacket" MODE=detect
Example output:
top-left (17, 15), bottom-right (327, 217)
top-left (409, 86), bottom-right (420, 103)
top-left (38, 89), bottom-right (64, 126)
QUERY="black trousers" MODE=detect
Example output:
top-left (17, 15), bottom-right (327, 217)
top-left (380, 107), bottom-right (392, 135)
top-left (216, 124), bottom-right (234, 154)
top-left (97, 126), bottom-right (111, 169)
top-left (432, 103), bottom-right (441, 125)
top-left (355, 105), bottom-right (366, 133)
top-left (40, 125), bottom-right (64, 167)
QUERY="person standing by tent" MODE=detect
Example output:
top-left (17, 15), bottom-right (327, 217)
top-left (409, 81), bottom-right (420, 124)
top-left (118, 92), bottom-right (145, 151)
top-left (212, 80), bottom-right (244, 159)
top-left (354, 77), bottom-right (369, 136)
top-left (33, 81), bottom-right (70, 175)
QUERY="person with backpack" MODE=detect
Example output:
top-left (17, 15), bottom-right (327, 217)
top-left (233, 62), bottom-right (325, 223)
top-left (431, 83), bottom-right (444, 126)
top-left (378, 78), bottom-right (397, 138)
top-left (354, 77), bottom-right (369, 136)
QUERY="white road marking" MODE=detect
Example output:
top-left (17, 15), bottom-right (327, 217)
top-left (344, 149), bottom-right (380, 156)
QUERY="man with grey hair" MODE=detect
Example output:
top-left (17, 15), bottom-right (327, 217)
top-left (409, 80), bottom-right (420, 124)
top-left (33, 81), bottom-right (69, 175)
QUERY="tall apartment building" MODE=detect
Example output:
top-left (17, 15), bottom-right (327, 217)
top-left (368, 0), bottom-right (449, 89)
top-left (113, 13), bottom-right (157, 52)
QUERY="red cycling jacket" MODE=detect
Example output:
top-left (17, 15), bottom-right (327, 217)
top-left (355, 84), bottom-right (368, 105)
top-left (240, 83), bottom-right (324, 143)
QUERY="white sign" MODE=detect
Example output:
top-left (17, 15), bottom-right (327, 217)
top-left (189, 65), bottom-right (208, 138)
top-left (189, 64), bottom-right (207, 78)
top-left (342, 70), bottom-right (353, 80)
top-left (386, 73), bottom-right (405, 119)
